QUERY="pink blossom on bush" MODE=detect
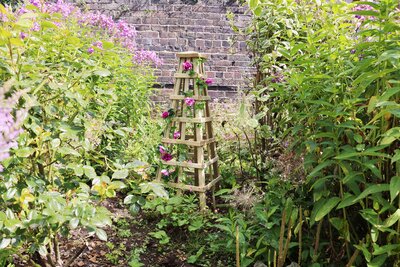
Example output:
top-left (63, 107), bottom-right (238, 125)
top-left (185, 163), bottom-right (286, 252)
top-left (29, 0), bottom-right (41, 8)
top-left (0, 81), bottom-right (28, 172)
top-left (205, 78), bottom-right (213, 85)
top-left (182, 61), bottom-right (193, 71)
top-left (161, 153), bottom-right (173, 161)
top-left (20, 32), bottom-right (27, 39)
top-left (161, 111), bottom-right (169, 119)
top-left (31, 22), bottom-right (40, 32)
top-left (133, 50), bottom-right (163, 66)
top-left (93, 41), bottom-right (103, 49)
top-left (173, 131), bottom-right (181, 139)
top-left (161, 169), bottom-right (169, 176)
top-left (185, 97), bottom-right (195, 107)
top-left (22, 0), bottom-right (162, 66)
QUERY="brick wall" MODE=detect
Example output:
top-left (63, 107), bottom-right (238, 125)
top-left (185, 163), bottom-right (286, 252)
top-left (75, 0), bottom-right (253, 100)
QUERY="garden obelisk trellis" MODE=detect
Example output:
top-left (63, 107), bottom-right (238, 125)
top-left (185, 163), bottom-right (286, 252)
top-left (156, 52), bottom-right (220, 210)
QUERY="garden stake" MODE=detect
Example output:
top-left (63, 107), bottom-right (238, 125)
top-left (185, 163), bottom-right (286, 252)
top-left (156, 52), bottom-right (220, 210)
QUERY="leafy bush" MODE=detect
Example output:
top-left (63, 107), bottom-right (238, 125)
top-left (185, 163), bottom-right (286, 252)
top-left (231, 0), bottom-right (400, 266)
top-left (0, 1), bottom-right (158, 265)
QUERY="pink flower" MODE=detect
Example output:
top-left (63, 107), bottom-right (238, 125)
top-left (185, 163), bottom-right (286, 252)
top-left (20, 32), bottom-right (27, 39)
top-left (182, 61), bottom-right (193, 71)
top-left (31, 22), bottom-right (40, 32)
top-left (161, 169), bottom-right (169, 176)
top-left (159, 145), bottom-right (166, 154)
top-left (93, 41), bottom-right (103, 49)
top-left (161, 111), bottom-right (169, 119)
top-left (87, 47), bottom-right (94, 54)
top-left (161, 153), bottom-right (173, 161)
top-left (205, 78), bottom-right (213, 85)
top-left (185, 97), bottom-right (195, 107)
top-left (173, 131), bottom-right (181, 139)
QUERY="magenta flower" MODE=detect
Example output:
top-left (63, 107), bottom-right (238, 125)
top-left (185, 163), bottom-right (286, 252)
top-left (182, 61), bottom-right (193, 72)
top-left (20, 32), bottom-right (27, 39)
top-left (205, 78), bottom-right (213, 85)
top-left (161, 169), bottom-right (169, 176)
top-left (185, 97), bottom-right (195, 107)
top-left (161, 111), bottom-right (169, 119)
top-left (87, 47), bottom-right (94, 54)
top-left (173, 131), bottom-right (181, 139)
top-left (161, 153), bottom-right (173, 161)
top-left (159, 145), bottom-right (166, 154)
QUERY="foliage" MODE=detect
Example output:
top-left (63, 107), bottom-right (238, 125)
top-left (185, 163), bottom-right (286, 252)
top-left (0, 0), bottom-right (158, 265)
top-left (238, 0), bottom-right (400, 266)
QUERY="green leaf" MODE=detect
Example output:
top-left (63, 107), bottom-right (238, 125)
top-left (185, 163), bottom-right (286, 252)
top-left (315, 197), bottom-right (340, 221)
top-left (353, 184), bottom-right (390, 203)
top-left (391, 150), bottom-right (400, 164)
top-left (15, 147), bottom-right (35, 158)
top-left (58, 147), bottom-right (80, 157)
top-left (373, 243), bottom-right (400, 256)
top-left (95, 228), bottom-right (107, 241)
top-left (129, 204), bottom-right (140, 215)
top-left (350, 10), bottom-right (380, 17)
top-left (329, 217), bottom-right (344, 231)
top-left (93, 69), bottom-right (111, 77)
top-left (308, 160), bottom-right (335, 178)
top-left (367, 255), bottom-right (387, 267)
top-left (83, 165), bottom-right (97, 179)
top-left (390, 176), bottom-right (400, 203)
top-left (249, 0), bottom-right (259, 10)
top-left (382, 209), bottom-right (400, 228)
top-left (0, 238), bottom-right (11, 249)
top-left (15, 18), bottom-right (33, 28)
top-left (247, 118), bottom-right (259, 128)
top-left (69, 218), bottom-right (79, 229)
top-left (337, 193), bottom-right (356, 209)
top-left (51, 138), bottom-right (61, 148)
top-left (112, 169), bottom-right (129, 179)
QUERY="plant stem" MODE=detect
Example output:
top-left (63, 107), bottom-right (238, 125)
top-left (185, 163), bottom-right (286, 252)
top-left (298, 206), bottom-right (303, 265)
top-left (236, 225), bottom-right (240, 267)
top-left (278, 209), bottom-right (286, 267)
top-left (65, 242), bottom-right (88, 267)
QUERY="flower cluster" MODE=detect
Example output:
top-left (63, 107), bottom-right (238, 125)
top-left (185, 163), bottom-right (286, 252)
top-left (353, 4), bottom-right (375, 21)
top-left (182, 61), bottom-right (193, 72)
top-left (161, 108), bottom-right (174, 119)
top-left (185, 97), bottom-right (195, 107)
top-left (173, 131), bottom-right (181, 139)
top-left (22, 0), bottom-right (162, 66)
top-left (0, 81), bottom-right (28, 172)
top-left (159, 145), bottom-right (173, 162)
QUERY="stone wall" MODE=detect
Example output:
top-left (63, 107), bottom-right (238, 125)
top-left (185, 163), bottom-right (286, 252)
top-left (76, 0), bottom-right (253, 100)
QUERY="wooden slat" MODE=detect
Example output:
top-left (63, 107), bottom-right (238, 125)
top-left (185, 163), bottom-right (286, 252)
top-left (169, 95), bottom-right (211, 101)
top-left (162, 137), bottom-right (216, 146)
top-left (205, 156), bottom-right (219, 168)
top-left (172, 117), bottom-right (213, 123)
top-left (161, 160), bottom-right (203, 169)
top-left (177, 51), bottom-right (207, 59)
top-left (167, 175), bottom-right (221, 193)
top-left (161, 156), bottom-right (218, 169)
top-left (174, 73), bottom-right (204, 79)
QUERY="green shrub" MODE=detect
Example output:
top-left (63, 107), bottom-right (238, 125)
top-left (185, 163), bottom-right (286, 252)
top-left (0, 1), bottom-right (158, 265)
top-left (234, 0), bottom-right (400, 266)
